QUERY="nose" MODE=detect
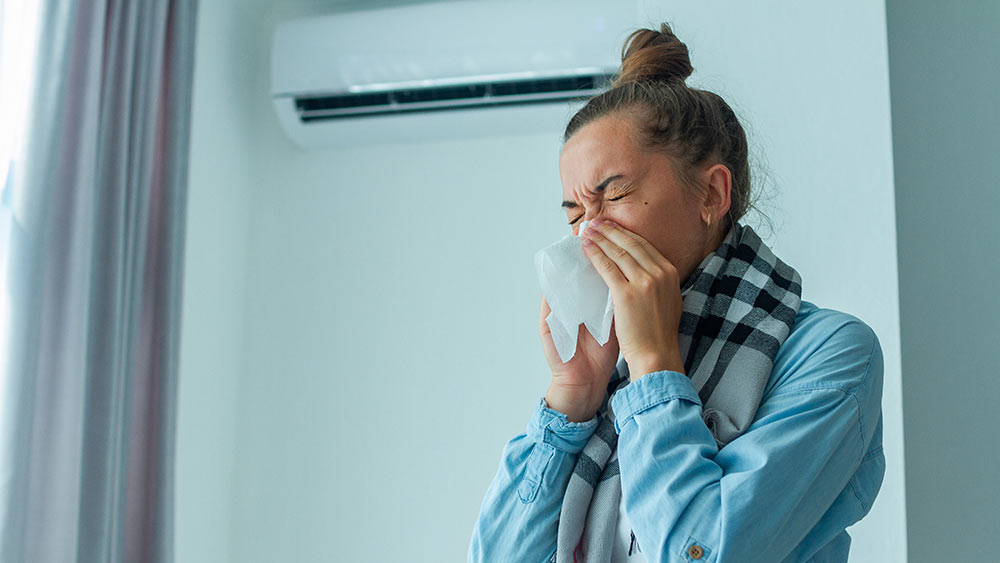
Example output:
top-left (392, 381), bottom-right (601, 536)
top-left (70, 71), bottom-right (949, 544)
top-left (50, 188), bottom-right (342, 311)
top-left (570, 193), bottom-right (608, 233)
top-left (583, 204), bottom-right (611, 226)
top-left (578, 196), bottom-right (605, 221)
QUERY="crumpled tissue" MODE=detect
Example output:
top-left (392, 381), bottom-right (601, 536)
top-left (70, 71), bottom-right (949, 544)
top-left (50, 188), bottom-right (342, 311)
top-left (533, 220), bottom-right (615, 363)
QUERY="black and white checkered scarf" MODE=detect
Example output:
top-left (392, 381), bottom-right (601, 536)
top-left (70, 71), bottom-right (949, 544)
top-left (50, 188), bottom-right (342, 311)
top-left (552, 221), bottom-right (803, 562)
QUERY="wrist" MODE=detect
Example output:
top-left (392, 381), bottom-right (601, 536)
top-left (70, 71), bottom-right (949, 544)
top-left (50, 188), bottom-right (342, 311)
top-left (544, 386), bottom-right (600, 423)
top-left (631, 349), bottom-right (685, 381)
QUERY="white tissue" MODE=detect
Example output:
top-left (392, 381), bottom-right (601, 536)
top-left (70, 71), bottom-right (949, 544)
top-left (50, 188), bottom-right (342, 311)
top-left (533, 220), bottom-right (615, 363)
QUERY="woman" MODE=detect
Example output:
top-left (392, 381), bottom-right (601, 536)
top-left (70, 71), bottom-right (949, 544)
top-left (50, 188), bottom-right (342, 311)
top-left (467, 23), bottom-right (885, 563)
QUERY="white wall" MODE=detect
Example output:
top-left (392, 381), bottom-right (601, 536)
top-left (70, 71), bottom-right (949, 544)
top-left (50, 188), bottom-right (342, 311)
top-left (175, 0), bottom-right (257, 561)
top-left (178, 1), bottom-right (908, 562)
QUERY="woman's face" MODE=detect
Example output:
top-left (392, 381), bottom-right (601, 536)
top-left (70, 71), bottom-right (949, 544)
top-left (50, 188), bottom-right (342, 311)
top-left (559, 112), bottom-right (731, 287)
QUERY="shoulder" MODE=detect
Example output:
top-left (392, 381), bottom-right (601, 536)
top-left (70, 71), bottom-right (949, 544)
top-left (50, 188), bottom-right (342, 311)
top-left (765, 300), bottom-right (883, 404)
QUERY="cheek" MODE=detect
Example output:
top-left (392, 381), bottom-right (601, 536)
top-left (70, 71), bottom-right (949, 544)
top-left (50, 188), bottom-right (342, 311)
top-left (628, 213), bottom-right (693, 262)
top-left (611, 208), bottom-right (654, 240)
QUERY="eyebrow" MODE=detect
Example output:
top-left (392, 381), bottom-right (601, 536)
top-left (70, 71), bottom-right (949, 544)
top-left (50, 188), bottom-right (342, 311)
top-left (561, 174), bottom-right (625, 209)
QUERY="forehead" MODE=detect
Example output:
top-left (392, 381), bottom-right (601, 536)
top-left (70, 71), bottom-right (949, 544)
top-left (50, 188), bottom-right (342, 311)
top-left (560, 115), bottom-right (642, 193)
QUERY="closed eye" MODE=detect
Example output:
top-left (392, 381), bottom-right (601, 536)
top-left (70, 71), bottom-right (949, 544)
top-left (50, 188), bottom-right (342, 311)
top-left (568, 195), bottom-right (625, 225)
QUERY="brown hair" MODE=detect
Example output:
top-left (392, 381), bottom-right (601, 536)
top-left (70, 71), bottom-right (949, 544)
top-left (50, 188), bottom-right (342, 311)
top-left (564, 22), bottom-right (767, 236)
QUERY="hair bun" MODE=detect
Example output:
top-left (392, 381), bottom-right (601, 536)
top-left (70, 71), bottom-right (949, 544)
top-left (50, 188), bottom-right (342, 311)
top-left (614, 22), bottom-right (693, 87)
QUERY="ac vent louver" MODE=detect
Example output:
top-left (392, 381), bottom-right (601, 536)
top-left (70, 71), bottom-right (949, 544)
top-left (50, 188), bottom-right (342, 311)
top-left (292, 73), bottom-right (616, 122)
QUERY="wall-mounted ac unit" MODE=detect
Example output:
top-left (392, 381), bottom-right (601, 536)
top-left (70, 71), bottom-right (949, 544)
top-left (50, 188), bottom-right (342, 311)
top-left (270, 0), bottom-right (638, 150)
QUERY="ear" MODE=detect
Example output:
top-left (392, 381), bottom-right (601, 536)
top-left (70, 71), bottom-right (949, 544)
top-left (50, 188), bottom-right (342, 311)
top-left (701, 163), bottom-right (732, 222)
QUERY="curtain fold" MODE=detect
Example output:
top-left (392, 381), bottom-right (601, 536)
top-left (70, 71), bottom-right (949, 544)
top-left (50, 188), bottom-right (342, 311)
top-left (0, 0), bottom-right (198, 561)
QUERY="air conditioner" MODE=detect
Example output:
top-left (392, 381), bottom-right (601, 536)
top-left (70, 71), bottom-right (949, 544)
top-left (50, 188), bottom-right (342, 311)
top-left (270, 0), bottom-right (638, 150)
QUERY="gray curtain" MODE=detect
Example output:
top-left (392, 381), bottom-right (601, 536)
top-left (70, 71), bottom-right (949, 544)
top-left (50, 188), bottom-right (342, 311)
top-left (0, 0), bottom-right (197, 562)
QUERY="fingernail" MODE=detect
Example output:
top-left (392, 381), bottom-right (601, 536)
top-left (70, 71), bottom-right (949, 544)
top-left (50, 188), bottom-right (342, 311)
top-left (591, 218), bottom-right (603, 226)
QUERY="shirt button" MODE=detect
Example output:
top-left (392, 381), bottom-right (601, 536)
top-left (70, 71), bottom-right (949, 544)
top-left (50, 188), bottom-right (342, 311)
top-left (688, 544), bottom-right (704, 559)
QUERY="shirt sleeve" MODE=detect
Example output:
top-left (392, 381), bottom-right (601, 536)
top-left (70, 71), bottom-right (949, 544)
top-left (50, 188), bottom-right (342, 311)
top-left (467, 396), bottom-right (599, 563)
top-left (612, 320), bottom-right (883, 563)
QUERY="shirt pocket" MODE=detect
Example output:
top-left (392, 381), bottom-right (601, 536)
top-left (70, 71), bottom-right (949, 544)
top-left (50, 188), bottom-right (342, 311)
top-left (518, 443), bottom-right (556, 503)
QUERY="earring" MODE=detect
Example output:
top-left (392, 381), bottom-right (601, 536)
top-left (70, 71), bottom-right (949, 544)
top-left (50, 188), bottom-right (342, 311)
top-left (706, 214), bottom-right (712, 228)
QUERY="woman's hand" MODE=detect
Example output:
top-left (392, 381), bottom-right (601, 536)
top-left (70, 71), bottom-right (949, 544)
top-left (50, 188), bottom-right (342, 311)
top-left (580, 218), bottom-right (686, 381)
top-left (539, 293), bottom-right (620, 422)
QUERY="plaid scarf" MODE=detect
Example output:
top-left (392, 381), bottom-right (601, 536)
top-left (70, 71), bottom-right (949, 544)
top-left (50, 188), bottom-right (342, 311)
top-left (552, 221), bottom-right (803, 562)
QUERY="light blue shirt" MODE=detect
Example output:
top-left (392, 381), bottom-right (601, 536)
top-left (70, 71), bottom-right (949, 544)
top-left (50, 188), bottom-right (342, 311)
top-left (467, 300), bottom-right (885, 562)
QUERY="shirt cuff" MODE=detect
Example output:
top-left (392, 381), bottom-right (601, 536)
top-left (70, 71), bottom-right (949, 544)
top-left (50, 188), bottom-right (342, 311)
top-left (610, 370), bottom-right (702, 435)
top-left (525, 397), bottom-right (600, 454)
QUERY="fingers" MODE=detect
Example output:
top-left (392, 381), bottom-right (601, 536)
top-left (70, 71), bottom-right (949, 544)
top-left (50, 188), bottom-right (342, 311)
top-left (581, 224), bottom-right (645, 287)
top-left (582, 236), bottom-right (630, 289)
top-left (582, 221), bottom-right (660, 274)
